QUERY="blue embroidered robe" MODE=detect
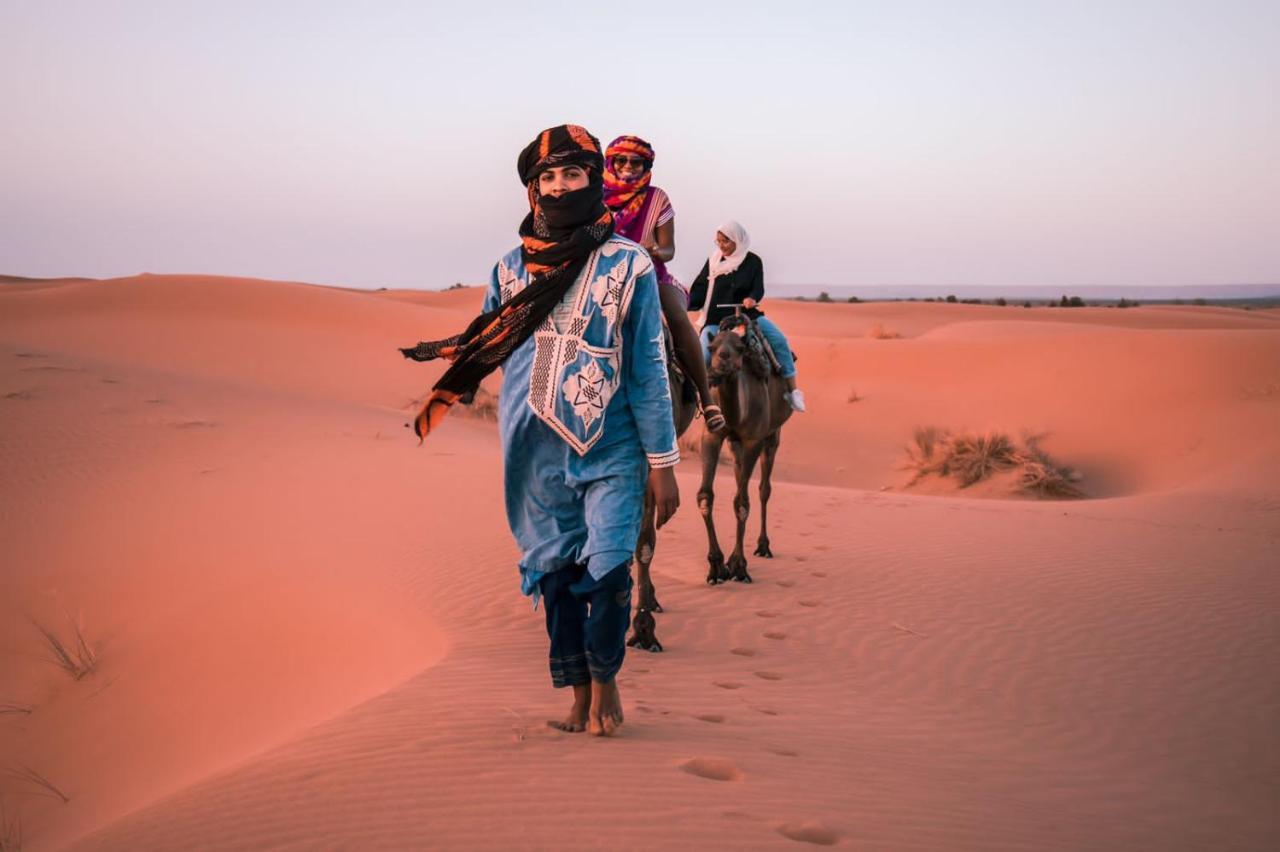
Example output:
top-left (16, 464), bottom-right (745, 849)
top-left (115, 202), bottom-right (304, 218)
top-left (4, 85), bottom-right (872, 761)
top-left (483, 237), bottom-right (680, 594)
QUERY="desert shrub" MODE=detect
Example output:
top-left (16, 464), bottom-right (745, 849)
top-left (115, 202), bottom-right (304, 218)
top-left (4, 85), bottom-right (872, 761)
top-left (847, 296), bottom-right (860, 303)
top-left (904, 428), bottom-right (1083, 498)
top-left (458, 386), bottom-right (499, 421)
top-left (816, 291), bottom-right (832, 303)
top-left (995, 297), bottom-right (1007, 306)
top-left (0, 799), bottom-right (21, 852)
top-left (868, 322), bottom-right (901, 340)
top-left (4, 765), bottom-right (69, 804)
top-left (945, 294), bottom-right (957, 303)
top-left (35, 615), bottom-right (96, 680)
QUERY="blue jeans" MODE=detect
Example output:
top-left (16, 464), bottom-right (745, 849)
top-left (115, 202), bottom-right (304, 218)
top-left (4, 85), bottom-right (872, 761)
top-left (540, 560), bottom-right (632, 687)
top-left (700, 316), bottom-right (797, 379)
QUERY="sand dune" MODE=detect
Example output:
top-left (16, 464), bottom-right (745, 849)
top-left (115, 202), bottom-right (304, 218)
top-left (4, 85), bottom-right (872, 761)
top-left (1, 275), bottom-right (1277, 850)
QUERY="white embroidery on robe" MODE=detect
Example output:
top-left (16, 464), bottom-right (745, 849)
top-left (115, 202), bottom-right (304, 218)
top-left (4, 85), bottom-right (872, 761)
top-left (590, 267), bottom-right (625, 332)
top-left (498, 259), bottom-right (524, 303)
top-left (514, 240), bottom-right (642, 456)
top-left (562, 360), bottom-right (610, 428)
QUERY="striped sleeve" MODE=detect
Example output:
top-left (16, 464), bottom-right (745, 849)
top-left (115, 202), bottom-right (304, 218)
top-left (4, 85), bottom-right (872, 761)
top-left (646, 447), bottom-right (681, 469)
top-left (654, 188), bottom-right (674, 227)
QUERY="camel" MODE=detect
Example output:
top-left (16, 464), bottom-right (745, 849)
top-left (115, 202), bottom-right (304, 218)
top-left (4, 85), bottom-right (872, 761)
top-left (698, 314), bottom-right (793, 584)
top-left (627, 330), bottom-right (698, 653)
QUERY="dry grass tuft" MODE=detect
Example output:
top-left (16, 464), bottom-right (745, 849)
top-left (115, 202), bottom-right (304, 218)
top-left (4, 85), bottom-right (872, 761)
top-left (33, 615), bottom-right (97, 681)
top-left (944, 431), bottom-right (1020, 486)
top-left (0, 800), bottom-right (21, 852)
top-left (1016, 435), bottom-right (1086, 498)
top-left (847, 388), bottom-right (862, 403)
top-left (868, 322), bottom-right (902, 340)
top-left (457, 387), bottom-right (499, 421)
top-left (4, 765), bottom-right (69, 804)
top-left (905, 428), bottom-right (1083, 498)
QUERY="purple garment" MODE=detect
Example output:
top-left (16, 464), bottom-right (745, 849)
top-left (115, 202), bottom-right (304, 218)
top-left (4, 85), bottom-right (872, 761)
top-left (613, 190), bottom-right (674, 286)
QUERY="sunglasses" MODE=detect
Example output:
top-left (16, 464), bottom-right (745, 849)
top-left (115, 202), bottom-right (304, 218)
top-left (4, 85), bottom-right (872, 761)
top-left (610, 155), bottom-right (649, 171)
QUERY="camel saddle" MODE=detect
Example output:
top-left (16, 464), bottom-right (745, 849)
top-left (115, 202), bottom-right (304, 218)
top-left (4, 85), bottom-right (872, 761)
top-left (718, 315), bottom-right (787, 377)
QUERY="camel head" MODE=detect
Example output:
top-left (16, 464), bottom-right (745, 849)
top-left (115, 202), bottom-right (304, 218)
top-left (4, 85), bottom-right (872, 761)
top-left (708, 325), bottom-right (747, 386)
top-left (709, 319), bottom-right (770, 385)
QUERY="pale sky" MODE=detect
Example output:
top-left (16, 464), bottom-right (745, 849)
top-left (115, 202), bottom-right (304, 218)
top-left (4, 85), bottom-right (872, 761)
top-left (3, 1), bottom-right (1277, 290)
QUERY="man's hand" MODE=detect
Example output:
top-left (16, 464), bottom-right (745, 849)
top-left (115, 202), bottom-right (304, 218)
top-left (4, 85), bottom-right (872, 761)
top-left (649, 467), bottom-right (680, 529)
top-left (742, 297), bottom-right (758, 310)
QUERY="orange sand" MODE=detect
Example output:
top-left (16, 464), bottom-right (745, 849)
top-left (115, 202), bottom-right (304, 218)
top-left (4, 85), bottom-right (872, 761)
top-left (2, 275), bottom-right (1277, 850)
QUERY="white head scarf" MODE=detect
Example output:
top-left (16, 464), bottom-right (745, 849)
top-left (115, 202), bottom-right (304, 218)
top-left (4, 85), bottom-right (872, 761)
top-left (707, 220), bottom-right (750, 280)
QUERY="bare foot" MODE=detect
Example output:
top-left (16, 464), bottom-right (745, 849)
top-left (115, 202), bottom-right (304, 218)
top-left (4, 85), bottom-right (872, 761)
top-left (588, 678), bottom-right (624, 737)
top-left (547, 683), bottom-right (591, 733)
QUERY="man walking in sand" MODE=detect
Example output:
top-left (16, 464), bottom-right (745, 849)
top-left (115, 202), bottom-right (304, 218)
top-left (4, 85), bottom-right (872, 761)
top-left (401, 124), bottom-right (680, 736)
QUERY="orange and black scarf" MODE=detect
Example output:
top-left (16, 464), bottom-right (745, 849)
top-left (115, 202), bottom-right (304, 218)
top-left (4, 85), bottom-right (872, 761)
top-left (400, 125), bottom-right (613, 440)
top-left (602, 135), bottom-right (655, 232)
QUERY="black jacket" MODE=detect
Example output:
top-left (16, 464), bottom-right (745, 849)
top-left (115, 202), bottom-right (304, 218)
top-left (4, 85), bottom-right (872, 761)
top-left (686, 251), bottom-right (765, 328)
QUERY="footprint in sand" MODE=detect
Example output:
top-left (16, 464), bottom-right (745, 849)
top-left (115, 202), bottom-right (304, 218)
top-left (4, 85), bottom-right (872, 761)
top-left (729, 647), bottom-right (759, 657)
top-left (776, 579), bottom-right (797, 588)
top-left (4, 391), bottom-right (33, 400)
top-left (754, 707), bottom-right (780, 716)
top-left (680, 757), bottom-right (742, 782)
top-left (755, 609), bottom-right (782, 618)
top-left (753, 671), bottom-right (784, 681)
top-left (794, 556), bottom-right (808, 563)
top-left (798, 599), bottom-right (822, 608)
top-left (810, 571), bottom-right (828, 578)
top-left (775, 821), bottom-right (840, 846)
top-left (814, 544), bottom-right (831, 552)
top-left (694, 713), bottom-right (726, 724)
top-left (767, 746), bottom-right (799, 756)
top-left (763, 631), bottom-right (787, 640)
top-left (713, 681), bottom-right (745, 690)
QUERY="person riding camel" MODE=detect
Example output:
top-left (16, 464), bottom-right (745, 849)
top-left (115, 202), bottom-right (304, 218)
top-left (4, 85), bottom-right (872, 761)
top-left (603, 135), bottom-right (727, 432)
top-left (687, 221), bottom-right (806, 412)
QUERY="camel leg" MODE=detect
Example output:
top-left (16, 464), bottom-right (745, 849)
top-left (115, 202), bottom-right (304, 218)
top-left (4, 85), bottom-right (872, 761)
top-left (627, 484), bottom-right (663, 652)
top-left (699, 429), bottom-right (729, 585)
top-left (636, 484), bottom-right (663, 613)
top-left (727, 441), bottom-right (764, 583)
top-left (754, 431), bottom-right (780, 558)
